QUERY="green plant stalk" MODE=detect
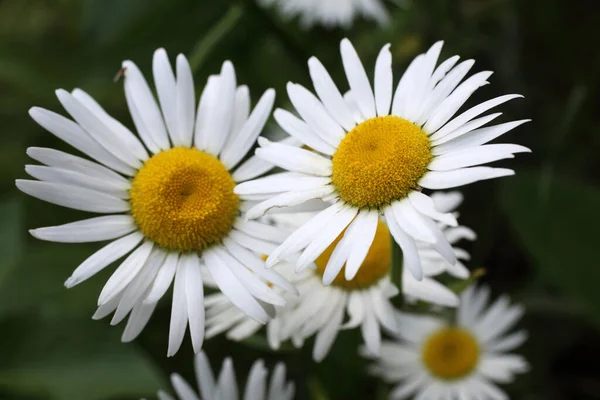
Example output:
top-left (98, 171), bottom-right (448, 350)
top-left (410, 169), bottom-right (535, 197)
top-left (188, 4), bottom-right (244, 73)
top-left (390, 238), bottom-right (404, 308)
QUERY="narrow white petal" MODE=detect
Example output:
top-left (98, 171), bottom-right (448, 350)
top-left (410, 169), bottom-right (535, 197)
top-left (391, 200), bottom-right (437, 243)
top-left (205, 61), bottom-right (237, 156)
top-left (231, 137), bottom-right (302, 182)
top-left (98, 240), bottom-right (153, 305)
top-left (431, 112), bottom-right (502, 147)
top-left (65, 232), bottom-right (144, 288)
top-left (384, 207), bottom-right (422, 280)
top-left (244, 360), bottom-right (267, 400)
top-left (308, 57), bottom-right (355, 131)
top-left (391, 54), bottom-right (424, 118)
top-left (26, 147), bottom-right (130, 188)
top-left (216, 359), bottom-right (239, 400)
top-left (374, 44), bottom-right (393, 116)
top-left (424, 71), bottom-right (493, 134)
top-left (16, 180), bottom-right (129, 213)
top-left (408, 192), bottom-right (457, 226)
top-left (145, 252), bottom-right (179, 304)
top-left (184, 254), bottom-right (205, 353)
top-left (256, 137), bottom-right (332, 177)
top-left (167, 257), bottom-right (188, 357)
top-left (25, 165), bottom-right (128, 199)
top-left (403, 270), bottom-right (459, 306)
top-left (123, 60), bottom-right (170, 151)
top-left (245, 185), bottom-right (334, 220)
top-left (370, 286), bottom-right (398, 333)
top-left (230, 85), bottom-right (251, 140)
top-left (343, 209), bottom-right (378, 281)
top-left (153, 48), bottom-right (178, 143)
top-left (220, 88), bottom-right (275, 169)
top-left (273, 109), bottom-right (335, 155)
top-left (204, 249), bottom-right (269, 323)
top-left (419, 167), bottom-right (515, 189)
top-left (287, 83), bottom-right (344, 147)
top-left (235, 172), bottom-right (331, 196)
top-left (429, 144), bottom-right (530, 171)
top-left (30, 215), bottom-right (136, 243)
top-left (360, 292), bottom-right (381, 355)
top-left (121, 300), bottom-right (157, 342)
top-left (296, 206), bottom-right (358, 271)
top-left (340, 38), bottom-right (376, 119)
top-left (195, 352), bottom-right (217, 400)
top-left (404, 41), bottom-right (444, 122)
top-left (194, 75), bottom-right (220, 151)
top-left (341, 292), bottom-right (365, 329)
top-left (433, 119), bottom-right (531, 154)
top-left (171, 374), bottom-right (200, 400)
top-left (313, 300), bottom-right (344, 362)
top-left (343, 90), bottom-right (365, 124)
top-left (29, 107), bottom-right (134, 175)
top-left (56, 90), bottom-right (142, 168)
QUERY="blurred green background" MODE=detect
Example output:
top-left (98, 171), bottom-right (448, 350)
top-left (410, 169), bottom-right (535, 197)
top-left (0, 0), bottom-right (599, 399)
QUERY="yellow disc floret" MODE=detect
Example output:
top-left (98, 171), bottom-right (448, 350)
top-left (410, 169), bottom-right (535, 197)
top-left (332, 116), bottom-right (431, 208)
top-left (422, 327), bottom-right (480, 380)
top-left (130, 147), bottom-right (239, 252)
top-left (314, 221), bottom-right (391, 290)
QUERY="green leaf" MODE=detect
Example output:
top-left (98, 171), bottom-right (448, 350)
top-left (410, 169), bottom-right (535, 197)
top-left (500, 170), bottom-right (600, 325)
top-left (0, 315), bottom-right (166, 400)
top-left (0, 199), bottom-right (23, 286)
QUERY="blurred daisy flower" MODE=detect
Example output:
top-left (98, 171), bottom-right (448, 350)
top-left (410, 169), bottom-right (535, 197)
top-left (205, 192), bottom-right (476, 361)
top-left (259, 0), bottom-right (389, 29)
top-left (17, 49), bottom-right (296, 356)
top-left (155, 351), bottom-right (294, 400)
top-left (236, 39), bottom-right (529, 284)
top-left (364, 285), bottom-right (528, 399)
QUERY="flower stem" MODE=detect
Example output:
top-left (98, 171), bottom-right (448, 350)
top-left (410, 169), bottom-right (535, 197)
top-left (390, 238), bottom-right (404, 308)
top-left (188, 4), bottom-right (244, 73)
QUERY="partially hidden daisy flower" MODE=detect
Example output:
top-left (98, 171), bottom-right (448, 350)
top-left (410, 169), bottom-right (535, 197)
top-left (204, 192), bottom-right (475, 361)
top-left (236, 39), bottom-right (530, 283)
top-left (155, 351), bottom-right (295, 400)
top-left (364, 285), bottom-right (529, 400)
top-left (259, 0), bottom-right (389, 29)
top-left (17, 49), bottom-right (296, 356)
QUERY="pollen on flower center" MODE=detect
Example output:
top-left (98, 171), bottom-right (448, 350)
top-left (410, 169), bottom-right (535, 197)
top-left (422, 327), bottom-right (480, 380)
top-left (332, 116), bottom-right (431, 208)
top-left (314, 221), bottom-right (391, 289)
top-left (130, 147), bottom-right (239, 252)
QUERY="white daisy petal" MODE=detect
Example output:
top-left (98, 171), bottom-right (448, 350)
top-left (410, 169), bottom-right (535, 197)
top-left (235, 172), bottom-right (331, 196)
top-left (194, 75), bottom-right (220, 151)
top-left (404, 41), bottom-right (443, 122)
top-left (220, 88), bottom-right (275, 169)
top-left (486, 330), bottom-right (528, 353)
top-left (144, 252), bottom-right (179, 304)
top-left (230, 85), bottom-right (251, 139)
top-left (16, 180), bottom-right (129, 213)
top-left (26, 147), bottom-right (130, 188)
top-left (25, 165), bottom-right (128, 199)
top-left (342, 291), bottom-right (366, 330)
top-left (195, 351), bottom-right (217, 400)
top-left (171, 373), bottom-right (200, 400)
top-left (370, 285), bottom-right (398, 333)
top-left (308, 56), bottom-right (355, 131)
top-left (30, 215), bottom-right (136, 243)
top-left (391, 200), bottom-right (437, 243)
top-left (255, 137), bottom-right (332, 177)
top-left (273, 108), bottom-right (336, 155)
top-left (121, 300), bottom-right (157, 342)
top-left (384, 206), bottom-right (422, 280)
top-left (340, 38), bottom-right (376, 119)
top-left (123, 60), bottom-right (171, 151)
top-left (343, 90), bottom-right (365, 123)
top-left (408, 192), bottom-right (458, 227)
top-left (343, 209), bottom-right (379, 281)
top-left (313, 298), bottom-right (344, 362)
top-left (65, 232), bottom-right (144, 288)
top-left (167, 257), bottom-right (189, 357)
top-left (205, 61), bottom-right (237, 156)
top-left (423, 71), bottom-right (493, 134)
top-left (402, 270), bottom-right (459, 307)
top-left (183, 254), bottom-right (205, 353)
top-left (374, 43), bottom-right (393, 116)
top-left (429, 144), bottom-right (530, 171)
top-left (296, 205), bottom-right (358, 272)
top-left (433, 119), bottom-right (531, 154)
top-left (71, 89), bottom-right (149, 162)
top-left (204, 249), bottom-right (270, 324)
top-left (245, 186), bottom-right (335, 220)
top-left (153, 48), bottom-right (178, 143)
top-left (244, 360), bottom-right (267, 400)
top-left (419, 167), bottom-right (515, 189)
top-left (361, 291), bottom-right (382, 355)
top-left (174, 54), bottom-right (196, 147)
top-left (391, 54), bottom-right (425, 118)
top-left (287, 82), bottom-right (345, 147)
top-left (98, 240), bottom-right (154, 306)
top-left (431, 112), bottom-right (502, 148)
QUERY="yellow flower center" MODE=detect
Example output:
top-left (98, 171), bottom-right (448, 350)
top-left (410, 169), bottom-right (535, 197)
top-left (314, 221), bottom-right (391, 290)
top-left (130, 147), bottom-right (239, 252)
top-left (422, 327), bottom-right (480, 380)
top-left (331, 116), bottom-right (431, 208)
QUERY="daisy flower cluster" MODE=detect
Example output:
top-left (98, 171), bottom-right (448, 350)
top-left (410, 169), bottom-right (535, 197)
top-left (18, 35), bottom-right (530, 400)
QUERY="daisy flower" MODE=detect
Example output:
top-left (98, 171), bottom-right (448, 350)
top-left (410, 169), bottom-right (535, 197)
top-left (155, 351), bottom-right (294, 400)
top-left (259, 0), bottom-right (389, 29)
top-left (365, 285), bottom-right (529, 400)
top-left (236, 39), bottom-right (530, 284)
top-left (16, 49), bottom-right (296, 356)
top-left (204, 192), bottom-right (475, 361)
